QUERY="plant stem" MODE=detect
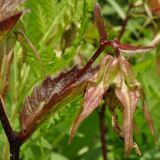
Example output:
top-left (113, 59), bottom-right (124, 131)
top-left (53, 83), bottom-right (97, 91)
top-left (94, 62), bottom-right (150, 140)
top-left (99, 103), bottom-right (107, 160)
top-left (118, 3), bottom-right (133, 40)
top-left (10, 141), bottom-right (21, 160)
top-left (65, 44), bottom-right (105, 88)
top-left (0, 98), bottom-right (23, 160)
top-left (0, 98), bottom-right (13, 143)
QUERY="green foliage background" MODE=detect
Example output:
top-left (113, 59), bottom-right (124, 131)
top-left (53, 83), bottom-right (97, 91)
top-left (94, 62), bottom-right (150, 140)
top-left (0, 0), bottom-right (160, 159)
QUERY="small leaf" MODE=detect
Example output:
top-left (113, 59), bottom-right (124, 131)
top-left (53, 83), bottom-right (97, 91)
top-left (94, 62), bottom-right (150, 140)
top-left (69, 81), bottom-right (105, 143)
top-left (103, 57), bottom-right (120, 86)
top-left (118, 55), bottom-right (140, 88)
top-left (115, 78), bottom-right (140, 155)
top-left (119, 43), bottom-right (153, 54)
top-left (94, 3), bottom-right (107, 41)
top-left (69, 55), bottom-right (114, 143)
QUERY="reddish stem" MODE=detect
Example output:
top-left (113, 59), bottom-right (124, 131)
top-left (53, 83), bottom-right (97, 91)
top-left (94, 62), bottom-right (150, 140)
top-left (117, 3), bottom-right (133, 40)
top-left (0, 99), bottom-right (23, 160)
top-left (99, 103), bottom-right (107, 160)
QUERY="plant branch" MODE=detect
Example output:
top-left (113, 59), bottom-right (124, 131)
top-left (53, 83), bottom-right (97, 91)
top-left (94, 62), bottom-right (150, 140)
top-left (65, 44), bottom-right (105, 88)
top-left (99, 103), bottom-right (107, 160)
top-left (118, 3), bottom-right (133, 40)
top-left (0, 96), bottom-right (24, 160)
top-left (0, 96), bottom-right (13, 142)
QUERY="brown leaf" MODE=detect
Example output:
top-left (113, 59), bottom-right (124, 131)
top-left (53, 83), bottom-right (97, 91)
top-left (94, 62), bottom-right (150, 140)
top-left (19, 66), bottom-right (97, 139)
top-left (115, 78), bottom-right (140, 155)
top-left (143, 100), bottom-right (157, 144)
top-left (94, 3), bottom-right (107, 41)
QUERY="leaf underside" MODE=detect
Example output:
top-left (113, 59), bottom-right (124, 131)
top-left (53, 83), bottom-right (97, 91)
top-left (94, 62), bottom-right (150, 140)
top-left (19, 66), bottom-right (97, 138)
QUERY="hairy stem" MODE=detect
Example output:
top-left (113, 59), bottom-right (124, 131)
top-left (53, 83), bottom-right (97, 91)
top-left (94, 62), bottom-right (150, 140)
top-left (99, 103), bottom-right (107, 160)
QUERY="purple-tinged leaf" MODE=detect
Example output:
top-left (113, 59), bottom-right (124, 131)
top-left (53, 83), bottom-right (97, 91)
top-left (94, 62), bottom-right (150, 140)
top-left (19, 66), bottom-right (97, 139)
top-left (94, 3), bottom-right (107, 41)
top-left (119, 43), bottom-right (153, 54)
top-left (103, 57), bottom-right (120, 86)
top-left (69, 55), bottom-right (114, 143)
top-left (118, 56), bottom-right (140, 88)
top-left (69, 81), bottom-right (105, 143)
top-left (115, 79), bottom-right (140, 155)
top-left (97, 55), bottom-right (113, 82)
top-left (143, 100), bottom-right (157, 144)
